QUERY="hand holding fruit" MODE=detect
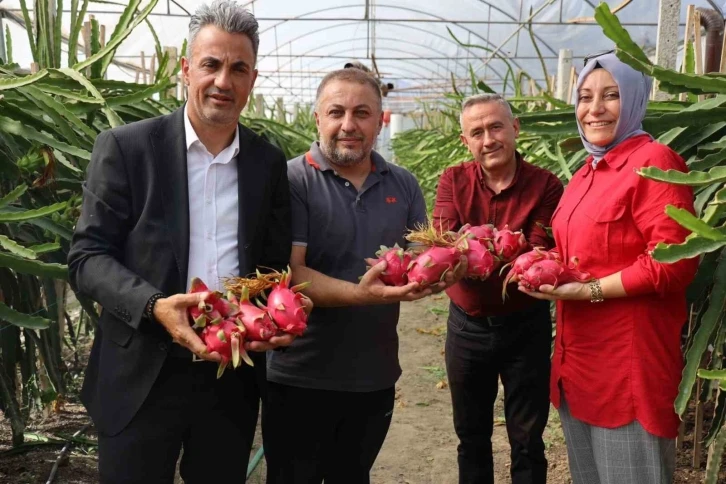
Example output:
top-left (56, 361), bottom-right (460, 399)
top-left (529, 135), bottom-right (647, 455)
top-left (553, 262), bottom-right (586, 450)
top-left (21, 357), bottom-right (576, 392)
top-left (518, 280), bottom-right (591, 301)
top-left (153, 292), bottom-right (223, 363)
top-left (359, 259), bottom-right (432, 303)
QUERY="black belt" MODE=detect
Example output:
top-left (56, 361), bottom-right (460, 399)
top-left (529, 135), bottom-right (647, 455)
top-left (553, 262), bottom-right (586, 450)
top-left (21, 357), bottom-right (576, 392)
top-left (449, 301), bottom-right (548, 328)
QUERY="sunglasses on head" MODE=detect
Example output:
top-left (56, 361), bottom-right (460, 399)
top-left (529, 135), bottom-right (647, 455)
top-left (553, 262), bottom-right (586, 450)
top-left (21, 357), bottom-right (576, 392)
top-left (583, 49), bottom-right (615, 66)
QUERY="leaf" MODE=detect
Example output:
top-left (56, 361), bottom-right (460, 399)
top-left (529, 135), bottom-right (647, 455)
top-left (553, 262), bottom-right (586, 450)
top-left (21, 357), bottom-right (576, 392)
top-left (0, 252), bottom-right (67, 279)
top-left (0, 185), bottom-right (28, 209)
top-left (28, 243), bottom-right (61, 254)
top-left (698, 369), bottom-right (726, 380)
top-left (0, 202), bottom-right (67, 222)
top-left (476, 80), bottom-right (495, 94)
top-left (665, 206), bottom-right (726, 241)
top-left (639, 166), bottom-right (726, 186)
top-left (0, 302), bottom-right (50, 330)
top-left (652, 236), bottom-right (726, 263)
top-left (19, 0), bottom-right (37, 62)
top-left (99, 0), bottom-right (142, 76)
top-left (0, 115), bottom-right (91, 160)
top-left (593, 4), bottom-right (651, 65)
top-left (0, 70), bottom-right (49, 91)
top-left (644, 108), bottom-right (726, 133)
top-left (705, 416), bottom-right (726, 484)
top-left (0, 236), bottom-right (37, 259)
top-left (4, 25), bottom-right (13, 64)
top-left (616, 49), bottom-right (726, 95)
top-left (105, 79), bottom-right (173, 106)
top-left (675, 252), bottom-right (726, 416)
top-left (73, 0), bottom-right (159, 72)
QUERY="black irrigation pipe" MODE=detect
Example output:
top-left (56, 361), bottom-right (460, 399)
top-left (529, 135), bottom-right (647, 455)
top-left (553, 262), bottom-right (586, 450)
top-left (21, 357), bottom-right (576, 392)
top-left (46, 422), bottom-right (93, 484)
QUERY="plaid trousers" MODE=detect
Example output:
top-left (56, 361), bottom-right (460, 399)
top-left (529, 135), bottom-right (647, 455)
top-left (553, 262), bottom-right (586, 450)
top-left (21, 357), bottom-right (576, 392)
top-left (558, 394), bottom-right (675, 484)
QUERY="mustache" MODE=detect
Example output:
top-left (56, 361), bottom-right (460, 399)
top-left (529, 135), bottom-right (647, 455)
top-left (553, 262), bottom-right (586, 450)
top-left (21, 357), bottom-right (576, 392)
top-left (334, 134), bottom-right (365, 142)
top-left (205, 88), bottom-right (235, 99)
top-left (480, 146), bottom-right (502, 155)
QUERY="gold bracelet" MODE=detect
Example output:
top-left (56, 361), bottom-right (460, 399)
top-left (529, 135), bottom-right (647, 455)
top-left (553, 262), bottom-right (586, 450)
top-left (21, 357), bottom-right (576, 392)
top-left (589, 279), bottom-right (604, 303)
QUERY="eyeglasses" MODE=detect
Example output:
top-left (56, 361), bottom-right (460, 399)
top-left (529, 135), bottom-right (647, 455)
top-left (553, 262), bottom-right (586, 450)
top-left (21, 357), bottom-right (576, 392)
top-left (583, 49), bottom-right (615, 66)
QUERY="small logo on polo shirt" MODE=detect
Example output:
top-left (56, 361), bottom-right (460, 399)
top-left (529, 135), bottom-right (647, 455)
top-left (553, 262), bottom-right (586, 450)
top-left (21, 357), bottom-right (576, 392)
top-left (386, 197), bottom-right (397, 204)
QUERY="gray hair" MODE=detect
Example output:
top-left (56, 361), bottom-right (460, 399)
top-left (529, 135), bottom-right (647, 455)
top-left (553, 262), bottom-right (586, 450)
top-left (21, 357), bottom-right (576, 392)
top-left (459, 93), bottom-right (514, 130)
top-left (188, 1), bottom-right (260, 61)
top-left (315, 68), bottom-right (383, 112)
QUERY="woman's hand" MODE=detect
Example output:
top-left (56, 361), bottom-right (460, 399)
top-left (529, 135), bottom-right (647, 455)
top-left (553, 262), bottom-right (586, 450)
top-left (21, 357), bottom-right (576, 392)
top-left (517, 281), bottom-right (590, 301)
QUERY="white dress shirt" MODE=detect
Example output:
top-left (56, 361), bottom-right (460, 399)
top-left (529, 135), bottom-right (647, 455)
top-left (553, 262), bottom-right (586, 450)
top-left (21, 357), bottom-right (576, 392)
top-left (184, 105), bottom-right (240, 292)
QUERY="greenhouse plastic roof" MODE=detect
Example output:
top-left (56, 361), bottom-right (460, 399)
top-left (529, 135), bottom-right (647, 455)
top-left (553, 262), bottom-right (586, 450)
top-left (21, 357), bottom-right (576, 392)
top-left (0, 0), bottom-right (722, 110)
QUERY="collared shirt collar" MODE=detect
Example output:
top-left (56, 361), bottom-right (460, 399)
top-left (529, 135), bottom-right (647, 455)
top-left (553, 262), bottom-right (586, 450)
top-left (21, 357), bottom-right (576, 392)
top-left (475, 151), bottom-right (523, 192)
top-left (585, 134), bottom-right (651, 173)
top-left (184, 103), bottom-right (240, 161)
top-left (307, 141), bottom-right (390, 174)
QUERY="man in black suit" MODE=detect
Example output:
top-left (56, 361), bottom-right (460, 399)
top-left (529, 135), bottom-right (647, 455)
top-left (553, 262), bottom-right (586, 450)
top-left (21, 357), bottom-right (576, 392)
top-left (68, 2), bottom-right (294, 482)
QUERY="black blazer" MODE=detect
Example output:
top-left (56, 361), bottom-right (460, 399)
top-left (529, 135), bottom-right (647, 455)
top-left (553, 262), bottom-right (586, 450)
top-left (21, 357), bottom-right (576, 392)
top-left (68, 107), bottom-right (291, 436)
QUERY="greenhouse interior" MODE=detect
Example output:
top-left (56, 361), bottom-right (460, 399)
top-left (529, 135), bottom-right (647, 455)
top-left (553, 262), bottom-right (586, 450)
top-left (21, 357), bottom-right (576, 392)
top-left (3, 0), bottom-right (726, 482)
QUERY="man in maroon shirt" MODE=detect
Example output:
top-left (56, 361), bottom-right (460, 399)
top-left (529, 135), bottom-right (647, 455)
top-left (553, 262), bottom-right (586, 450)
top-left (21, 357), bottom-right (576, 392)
top-left (433, 93), bottom-right (563, 484)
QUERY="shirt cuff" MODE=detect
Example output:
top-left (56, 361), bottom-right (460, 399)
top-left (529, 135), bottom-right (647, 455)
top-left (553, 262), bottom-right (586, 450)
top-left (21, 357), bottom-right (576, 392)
top-left (620, 264), bottom-right (655, 297)
top-left (292, 241), bottom-right (308, 247)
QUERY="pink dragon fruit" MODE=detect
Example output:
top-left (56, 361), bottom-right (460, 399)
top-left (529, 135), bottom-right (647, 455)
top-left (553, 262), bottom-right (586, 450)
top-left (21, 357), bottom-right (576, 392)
top-left (461, 223), bottom-right (497, 241)
top-left (461, 238), bottom-right (499, 280)
top-left (188, 277), bottom-right (239, 328)
top-left (266, 267), bottom-right (310, 336)
top-left (236, 287), bottom-right (277, 341)
top-left (200, 319), bottom-right (253, 378)
top-left (374, 244), bottom-right (413, 286)
top-left (407, 246), bottom-right (463, 287)
top-left (519, 258), bottom-right (592, 292)
top-left (502, 248), bottom-right (561, 287)
top-left (492, 226), bottom-right (527, 263)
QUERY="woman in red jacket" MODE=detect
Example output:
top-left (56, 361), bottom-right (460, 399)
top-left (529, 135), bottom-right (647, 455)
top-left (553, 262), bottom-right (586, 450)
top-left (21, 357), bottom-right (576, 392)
top-left (520, 52), bottom-right (698, 483)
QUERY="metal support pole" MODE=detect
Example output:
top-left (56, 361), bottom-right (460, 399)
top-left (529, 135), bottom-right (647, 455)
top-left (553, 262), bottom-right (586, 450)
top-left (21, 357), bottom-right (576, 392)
top-left (653, 0), bottom-right (681, 100)
top-left (556, 48), bottom-right (572, 102)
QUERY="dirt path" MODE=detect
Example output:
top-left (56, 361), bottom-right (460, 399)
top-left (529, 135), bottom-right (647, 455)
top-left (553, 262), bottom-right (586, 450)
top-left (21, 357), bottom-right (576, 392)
top-left (370, 296), bottom-right (570, 484)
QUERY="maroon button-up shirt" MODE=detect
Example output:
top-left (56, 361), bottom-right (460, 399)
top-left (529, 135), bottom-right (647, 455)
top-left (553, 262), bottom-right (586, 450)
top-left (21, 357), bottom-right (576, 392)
top-left (433, 153), bottom-right (564, 317)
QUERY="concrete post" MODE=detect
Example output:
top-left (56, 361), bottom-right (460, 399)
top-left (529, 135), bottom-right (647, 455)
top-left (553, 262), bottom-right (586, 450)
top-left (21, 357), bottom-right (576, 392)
top-left (556, 49), bottom-right (572, 102)
top-left (653, 0), bottom-right (681, 99)
top-left (389, 113), bottom-right (404, 139)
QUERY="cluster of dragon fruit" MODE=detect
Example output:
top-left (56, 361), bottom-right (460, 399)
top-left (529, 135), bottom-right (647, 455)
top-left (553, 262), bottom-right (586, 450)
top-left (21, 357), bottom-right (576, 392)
top-left (186, 267), bottom-right (308, 378)
top-left (374, 224), bottom-right (591, 297)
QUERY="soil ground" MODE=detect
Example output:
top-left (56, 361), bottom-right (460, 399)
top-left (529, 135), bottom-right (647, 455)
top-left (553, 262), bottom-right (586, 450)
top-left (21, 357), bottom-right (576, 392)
top-left (0, 296), bottom-right (723, 483)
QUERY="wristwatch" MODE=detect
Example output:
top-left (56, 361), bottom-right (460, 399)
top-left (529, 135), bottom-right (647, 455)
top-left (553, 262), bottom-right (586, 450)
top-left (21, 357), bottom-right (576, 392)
top-left (144, 293), bottom-right (165, 321)
top-left (588, 280), bottom-right (604, 303)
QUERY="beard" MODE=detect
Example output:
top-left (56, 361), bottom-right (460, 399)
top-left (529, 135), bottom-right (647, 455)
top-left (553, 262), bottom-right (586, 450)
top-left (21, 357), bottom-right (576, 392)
top-left (319, 134), bottom-right (373, 167)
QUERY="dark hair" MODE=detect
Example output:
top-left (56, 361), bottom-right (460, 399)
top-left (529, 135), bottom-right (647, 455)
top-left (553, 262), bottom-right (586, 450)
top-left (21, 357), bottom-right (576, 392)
top-left (315, 68), bottom-right (383, 111)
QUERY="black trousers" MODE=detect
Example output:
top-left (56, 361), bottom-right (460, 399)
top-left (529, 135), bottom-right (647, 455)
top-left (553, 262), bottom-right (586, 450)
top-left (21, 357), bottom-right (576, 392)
top-left (97, 356), bottom-right (260, 484)
top-left (445, 301), bottom-right (551, 484)
top-left (263, 381), bottom-right (395, 484)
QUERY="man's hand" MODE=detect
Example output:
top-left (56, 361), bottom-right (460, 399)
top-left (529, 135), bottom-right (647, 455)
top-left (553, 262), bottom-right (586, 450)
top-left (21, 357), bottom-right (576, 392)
top-left (436, 255), bottom-right (468, 293)
top-left (358, 260), bottom-right (432, 303)
top-left (153, 292), bottom-right (222, 362)
top-left (245, 294), bottom-right (312, 352)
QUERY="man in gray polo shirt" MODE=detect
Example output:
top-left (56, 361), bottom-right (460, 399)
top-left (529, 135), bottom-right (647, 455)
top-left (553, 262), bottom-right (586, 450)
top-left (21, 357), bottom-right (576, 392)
top-left (264, 67), bottom-right (465, 484)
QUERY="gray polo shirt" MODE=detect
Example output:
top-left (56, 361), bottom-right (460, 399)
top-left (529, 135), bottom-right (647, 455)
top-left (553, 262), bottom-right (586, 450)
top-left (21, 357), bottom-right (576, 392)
top-left (266, 141), bottom-right (427, 392)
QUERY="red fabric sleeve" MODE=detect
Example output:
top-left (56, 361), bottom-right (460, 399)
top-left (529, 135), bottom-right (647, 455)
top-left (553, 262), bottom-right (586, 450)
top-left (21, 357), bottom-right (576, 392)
top-left (620, 146), bottom-right (699, 296)
top-left (432, 168), bottom-right (461, 233)
top-left (524, 173), bottom-right (563, 250)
